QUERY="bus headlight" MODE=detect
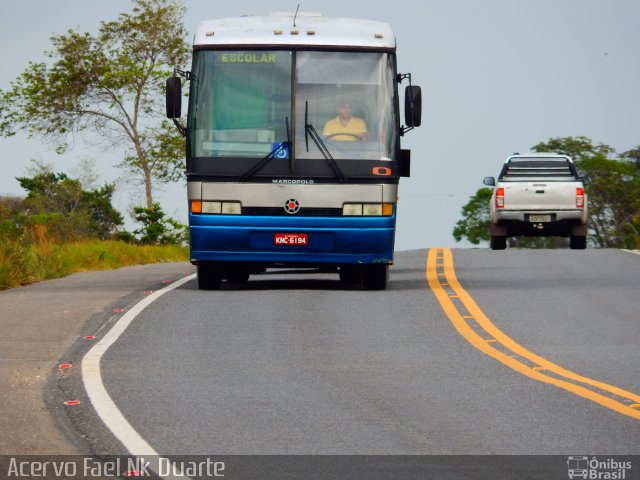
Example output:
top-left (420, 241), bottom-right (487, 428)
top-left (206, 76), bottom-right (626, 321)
top-left (343, 203), bottom-right (393, 216)
top-left (201, 201), bottom-right (221, 214)
top-left (363, 204), bottom-right (383, 216)
top-left (221, 202), bottom-right (241, 214)
top-left (192, 201), bottom-right (242, 215)
top-left (342, 204), bottom-right (363, 216)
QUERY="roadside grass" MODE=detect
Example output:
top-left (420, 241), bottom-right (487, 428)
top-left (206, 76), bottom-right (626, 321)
top-left (0, 238), bottom-right (188, 290)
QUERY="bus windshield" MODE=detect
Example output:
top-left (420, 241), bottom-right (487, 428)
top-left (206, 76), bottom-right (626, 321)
top-left (188, 50), bottom-right (398, 163)
top-left (295, 51), bottom-right (397, 161)
top-left (189, 51), bottom-right (292, 159)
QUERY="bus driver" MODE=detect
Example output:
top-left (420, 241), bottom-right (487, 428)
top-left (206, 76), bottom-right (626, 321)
top-left (323, 102), bottom-right (368, 141)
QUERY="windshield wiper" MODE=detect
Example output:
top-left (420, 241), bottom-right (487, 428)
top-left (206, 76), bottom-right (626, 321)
top-left (239, 117), bottom-right (291, 182)
top-left (304, 101), bottom-right (346, 183)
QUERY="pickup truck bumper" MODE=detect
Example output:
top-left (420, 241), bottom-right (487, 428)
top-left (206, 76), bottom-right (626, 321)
top-left (492, 210), bottom-right (587, 237)
top-left (494, 209), bottom-right (586, 223)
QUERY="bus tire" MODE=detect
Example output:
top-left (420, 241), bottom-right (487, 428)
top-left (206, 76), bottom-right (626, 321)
top-left (362, 264), bottom-right (388, 290)
top-left (227, 269), bottom-right (250, 284)
top-left (198, 262), bottom-right (222, 290)
top-left (339, 265), bottom-right (362, 284)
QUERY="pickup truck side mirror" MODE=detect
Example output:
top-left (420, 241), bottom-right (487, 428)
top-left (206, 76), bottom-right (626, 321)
top-left (483, 176), bottom-right (496, 186)
top-left (581, 175), bottom-right (591, 186)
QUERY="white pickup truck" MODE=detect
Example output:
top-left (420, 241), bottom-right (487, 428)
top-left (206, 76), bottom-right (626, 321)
top-left (483, 153), bottom-right (590, 250)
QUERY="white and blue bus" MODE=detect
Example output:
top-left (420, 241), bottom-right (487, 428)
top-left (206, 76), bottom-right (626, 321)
top-left (166, 12), bottom-right (421, 290)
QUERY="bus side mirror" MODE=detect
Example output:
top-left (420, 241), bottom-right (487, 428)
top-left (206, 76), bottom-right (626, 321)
top-left (399, 149), bottom-right (411, 177)
top-left (166, 77), bottom-right (182, 119)
top-left (404, 85), bottom-right (422, 127)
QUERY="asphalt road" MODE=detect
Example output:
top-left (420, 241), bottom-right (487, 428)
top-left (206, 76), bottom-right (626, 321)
top-left (71, 249), bottom-right (639, 459)
top-left (3, 249), bottom-right (637, 479)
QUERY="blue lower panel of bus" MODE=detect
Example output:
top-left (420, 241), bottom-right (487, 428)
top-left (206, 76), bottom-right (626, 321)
top-left (189, 213), bottom-right (396, 265)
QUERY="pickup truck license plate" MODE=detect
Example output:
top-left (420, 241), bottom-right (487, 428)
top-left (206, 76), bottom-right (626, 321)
top-left (529, 214), bottom-right (552, 222)
top-left (274, 233), bottom-right (308, 246)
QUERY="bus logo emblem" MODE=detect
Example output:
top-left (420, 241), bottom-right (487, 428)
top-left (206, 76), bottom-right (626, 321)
top-left (284, 199), bottom-right (300, 214)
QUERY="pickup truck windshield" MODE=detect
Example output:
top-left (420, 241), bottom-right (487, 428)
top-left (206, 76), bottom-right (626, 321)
top-left (501, 158), bottom-right (576, 181)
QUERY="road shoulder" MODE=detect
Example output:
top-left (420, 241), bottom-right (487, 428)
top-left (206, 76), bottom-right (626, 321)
top-left (0, 262), bottom-right (194, 455)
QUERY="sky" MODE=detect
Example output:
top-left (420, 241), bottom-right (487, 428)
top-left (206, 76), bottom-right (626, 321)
top-left (2, 0), bottom-right (639, 250)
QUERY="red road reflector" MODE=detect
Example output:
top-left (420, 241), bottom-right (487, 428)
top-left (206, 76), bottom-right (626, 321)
top-left (64, 400), bottom-right (80, 406)
top-left (143, 290), bottom-right (153, 295)
top-left (161, 279), bottom-right (172, 284)
top-left (114, 308), bottom-right (124, 313)
top-left (59, 363), bottom-right (73, 369)
top-left (85, 336), bottom-right (95, 340)
top-left (124, 471), bottom-right (142, 477)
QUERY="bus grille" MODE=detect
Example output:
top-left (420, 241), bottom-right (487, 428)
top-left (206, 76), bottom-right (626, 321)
top-left (242, 207), bottom-right (343, 217)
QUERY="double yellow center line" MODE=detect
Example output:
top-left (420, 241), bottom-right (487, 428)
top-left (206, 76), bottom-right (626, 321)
top-left (426, 248), bottom-right (640, 420)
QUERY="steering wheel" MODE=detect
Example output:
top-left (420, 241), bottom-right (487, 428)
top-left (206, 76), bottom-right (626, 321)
top-left (324, 133), bottom-right (365, 141)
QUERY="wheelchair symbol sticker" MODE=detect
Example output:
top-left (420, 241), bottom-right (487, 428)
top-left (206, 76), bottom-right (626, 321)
top-left (272, 142), bottom-right (289, 159)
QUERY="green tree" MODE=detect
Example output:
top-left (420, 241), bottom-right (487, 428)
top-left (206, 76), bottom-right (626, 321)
top-left (533, 137), bottom-right (640, 248)
top-left (0, 0), bottom-right (190, 209)
top-left (531, 135), bottom-right (614, 162)
top-left (621, 145), bottom-right (640, 167)
top-left (579, 154), bottom-right (639, 248)
top-left (132, 202), bottom-right (187, 245)
top-left (0, 196), bottom-right (27, 240)
top-left (16, 165), bottom-right (123, 241)
top-left (452, 187), bottom-right (493, 244)
top-left (453, 137), bottom-right (640, 248)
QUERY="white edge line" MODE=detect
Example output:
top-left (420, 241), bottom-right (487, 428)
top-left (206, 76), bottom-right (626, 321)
top-left (621, 249), bottom-right (640, 256)
top-left (81, 273), bottom-right (197, 479)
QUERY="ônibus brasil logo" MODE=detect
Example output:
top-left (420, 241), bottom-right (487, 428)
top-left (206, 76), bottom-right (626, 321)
top-left (567, 456), bottom-right (632, 479)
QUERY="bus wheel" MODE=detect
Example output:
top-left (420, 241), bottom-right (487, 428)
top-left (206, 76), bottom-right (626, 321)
top-left (227, 269), bottom-right (250, 284)
top-left (339, 265), bottom-right (362, 284)
top-left (362, 264), bottom-right (388, 290)
top-left (198, 262), bottom-right (222, 290)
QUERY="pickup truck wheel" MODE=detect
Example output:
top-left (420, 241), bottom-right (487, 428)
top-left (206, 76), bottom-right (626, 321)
top-left (490, 235), bottom-right (507, 250)
top-left (197, 262), bottom-right (223, 290)
top-left (570, 235), bottom-right (587, 250)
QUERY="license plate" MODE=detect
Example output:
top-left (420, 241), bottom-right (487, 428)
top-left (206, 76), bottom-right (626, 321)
top-left (274, 233), bottom-right (308, 246)
top-left (529, 214), bottom-right (551, 222)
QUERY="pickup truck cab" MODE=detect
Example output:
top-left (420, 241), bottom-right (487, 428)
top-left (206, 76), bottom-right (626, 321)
top-left (483, 153), bottom-right (590, 250)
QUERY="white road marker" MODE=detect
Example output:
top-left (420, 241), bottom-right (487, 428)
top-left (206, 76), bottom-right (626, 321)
top-left (82, 274), bottom-right (197, 479)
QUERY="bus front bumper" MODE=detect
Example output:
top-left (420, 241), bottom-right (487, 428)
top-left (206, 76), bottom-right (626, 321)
top-left (189, 214), bottom-right (396, 265)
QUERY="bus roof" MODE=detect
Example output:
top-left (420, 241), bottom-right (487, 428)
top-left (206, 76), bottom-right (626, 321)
top-left (193, 13), bottom-right (396, 49)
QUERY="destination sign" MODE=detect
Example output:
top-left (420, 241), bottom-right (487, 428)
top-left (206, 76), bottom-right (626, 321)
top-left (220, 53), bottom-right (277, 63)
